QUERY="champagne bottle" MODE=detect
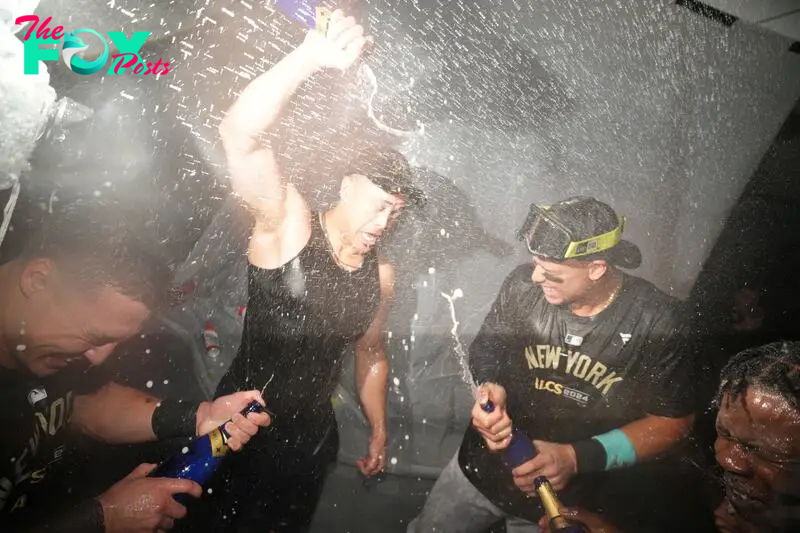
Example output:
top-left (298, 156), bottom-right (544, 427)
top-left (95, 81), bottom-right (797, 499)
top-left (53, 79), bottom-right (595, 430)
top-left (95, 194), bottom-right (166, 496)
top-left (535, 476), bottom-right (589, 533)
top-left (148, 400), bottom-right (264, 501)
top-left (480, 398), bottom-right (538, 468)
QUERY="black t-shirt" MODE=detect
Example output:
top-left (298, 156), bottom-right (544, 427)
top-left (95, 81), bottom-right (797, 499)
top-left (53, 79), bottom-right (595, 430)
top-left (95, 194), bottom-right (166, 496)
top-left (0, 362), bottom-right (108, 529)
top-left (459, 264), bottom-right (696, 525)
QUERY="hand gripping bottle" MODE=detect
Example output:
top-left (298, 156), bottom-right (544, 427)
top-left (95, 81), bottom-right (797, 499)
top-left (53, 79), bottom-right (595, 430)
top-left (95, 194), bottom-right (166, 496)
top-left (479, 396), bottom-right (538, 468)
top-left (148, 400), bottom-right (264, 502)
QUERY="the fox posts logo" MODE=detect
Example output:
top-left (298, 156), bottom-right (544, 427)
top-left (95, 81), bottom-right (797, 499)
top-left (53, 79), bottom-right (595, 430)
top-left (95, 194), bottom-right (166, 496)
top-left (15, 15), bottom-right (170, 76)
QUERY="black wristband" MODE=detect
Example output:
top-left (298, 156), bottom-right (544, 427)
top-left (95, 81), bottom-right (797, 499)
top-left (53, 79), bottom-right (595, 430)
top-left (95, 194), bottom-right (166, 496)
top-left (151, 398), bottom-right (199, 440)
top-left (572, 438), bottom-right (607, 474)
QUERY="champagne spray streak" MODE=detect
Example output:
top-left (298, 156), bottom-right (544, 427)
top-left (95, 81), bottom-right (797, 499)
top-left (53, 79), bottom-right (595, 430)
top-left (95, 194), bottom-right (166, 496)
top-left (440, 289), bottom-right (478, 396)
top-left (261, 372), bottom-right (275, 397)
top-left (358, 63), bottom-right (425, 142)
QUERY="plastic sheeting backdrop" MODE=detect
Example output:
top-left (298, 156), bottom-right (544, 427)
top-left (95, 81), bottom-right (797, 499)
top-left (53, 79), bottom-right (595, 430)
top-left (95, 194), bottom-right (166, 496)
top-left (5, 0), bottom-right (800, 475)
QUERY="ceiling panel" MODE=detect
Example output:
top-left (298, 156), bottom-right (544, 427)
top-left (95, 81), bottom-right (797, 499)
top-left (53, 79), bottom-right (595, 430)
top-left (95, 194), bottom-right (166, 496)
top-left (691, 0), bottom-right (800, 41)
top-left (700, 0), bottom-right (800, 22)
top-left (760, 11), bottom-right (800, 41)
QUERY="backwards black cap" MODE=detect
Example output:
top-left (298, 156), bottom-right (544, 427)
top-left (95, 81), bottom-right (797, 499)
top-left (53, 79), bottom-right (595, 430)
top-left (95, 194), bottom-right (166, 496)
top-left (345, 147), bottom-right (426, 208)
top-left (519, 196), bottom-right (642, 269)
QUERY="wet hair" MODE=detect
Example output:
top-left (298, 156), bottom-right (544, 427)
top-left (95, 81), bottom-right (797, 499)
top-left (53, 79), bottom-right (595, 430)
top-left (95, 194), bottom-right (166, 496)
top-left (716, 341), bottom-right (800, 411)
top-left (20, 201), bottom-right (172, 309)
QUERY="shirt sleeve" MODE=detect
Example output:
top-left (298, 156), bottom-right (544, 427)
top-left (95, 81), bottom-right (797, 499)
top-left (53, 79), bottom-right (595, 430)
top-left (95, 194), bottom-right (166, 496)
top-left (469, 266), bottom-right (527, 386)
top-left (639, 302), bottom-right (696, 418)
top-left (2, 498), bottom-right (105, 533)
top-left (51, 362), bottom-right (112, 397)
top-left (0, 442), bottom-right (18, 520)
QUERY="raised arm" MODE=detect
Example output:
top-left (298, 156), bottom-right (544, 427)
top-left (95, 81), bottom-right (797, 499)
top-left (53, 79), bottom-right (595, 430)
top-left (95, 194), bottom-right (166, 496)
top-left (218, 10), bottom-right (368, 232)
top-left (218, 45), bottom-right (316, 228)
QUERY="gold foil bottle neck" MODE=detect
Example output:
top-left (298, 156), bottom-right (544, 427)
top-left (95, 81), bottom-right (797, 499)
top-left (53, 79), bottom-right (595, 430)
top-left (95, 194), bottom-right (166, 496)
top-left (209, 427), bottom-right (231, 458)
top-left (535, 477), bottom-right (571, 529)
top-left (315, 7), bottom-right (332, 36)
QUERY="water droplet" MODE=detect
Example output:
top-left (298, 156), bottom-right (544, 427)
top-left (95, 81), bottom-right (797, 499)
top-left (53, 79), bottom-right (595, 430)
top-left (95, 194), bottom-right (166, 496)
top-left (146, 380), bottom-right (153, 388)
top-left (145, 349), bottom-right (151, 354)
top-left (16, 344), bottom-right (26, 352)
top-left (390, 457), bottom-right (398, 465)
top-left (182, 446), bottom-right (189, 454)
top-left (428, 267), bottom-right (436, 274)
top-left (207, 488), bottom-right (213, 494)
top-left (392, 377), bottom-right (400, 386)
top-left (163, 379), bottom-right (169, 385)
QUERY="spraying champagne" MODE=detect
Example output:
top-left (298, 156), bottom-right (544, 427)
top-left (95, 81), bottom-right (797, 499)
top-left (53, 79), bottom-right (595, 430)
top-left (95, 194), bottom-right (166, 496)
top-left (441, 287), bottom-right (538, 469)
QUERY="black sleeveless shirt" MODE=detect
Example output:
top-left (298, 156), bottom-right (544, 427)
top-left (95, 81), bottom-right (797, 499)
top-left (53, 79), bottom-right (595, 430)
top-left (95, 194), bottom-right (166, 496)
top-left (219, 212), bottom-right (381, 425)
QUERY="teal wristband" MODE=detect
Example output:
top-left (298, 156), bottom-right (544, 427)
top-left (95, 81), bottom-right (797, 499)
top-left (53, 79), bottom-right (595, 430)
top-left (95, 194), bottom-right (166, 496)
top-left (592, 429), bottom-right (637, 470)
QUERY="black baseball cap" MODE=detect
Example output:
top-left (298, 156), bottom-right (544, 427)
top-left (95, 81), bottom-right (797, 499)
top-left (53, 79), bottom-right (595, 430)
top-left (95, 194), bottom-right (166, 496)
top-left (519, 196), bottom-right (642, 269)
top-left (344, 147), bottom-right (426, 208)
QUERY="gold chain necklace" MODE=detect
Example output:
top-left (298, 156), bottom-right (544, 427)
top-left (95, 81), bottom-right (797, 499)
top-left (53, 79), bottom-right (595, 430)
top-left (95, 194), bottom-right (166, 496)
top-left (595, 277), bottom-right (623, 315)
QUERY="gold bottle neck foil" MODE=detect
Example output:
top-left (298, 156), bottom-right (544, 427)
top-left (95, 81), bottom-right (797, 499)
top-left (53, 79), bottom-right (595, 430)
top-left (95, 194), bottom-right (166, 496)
top-left (536, 478), bottom-right (570, 529)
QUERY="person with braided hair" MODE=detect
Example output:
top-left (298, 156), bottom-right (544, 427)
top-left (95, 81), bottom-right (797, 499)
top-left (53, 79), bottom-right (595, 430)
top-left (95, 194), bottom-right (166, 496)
top-left (713, 341), bottom-right (800, 533)
top-left (538, 341), bottom-right (800, 533)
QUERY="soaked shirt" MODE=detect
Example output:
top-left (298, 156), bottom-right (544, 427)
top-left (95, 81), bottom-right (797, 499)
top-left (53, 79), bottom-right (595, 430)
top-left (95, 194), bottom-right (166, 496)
top-left (0, 363), bottom-right (106, 530)
top-left (220, 212), bottom-right (381, 427)
top-left (459, 264), bottom-right (695, 524)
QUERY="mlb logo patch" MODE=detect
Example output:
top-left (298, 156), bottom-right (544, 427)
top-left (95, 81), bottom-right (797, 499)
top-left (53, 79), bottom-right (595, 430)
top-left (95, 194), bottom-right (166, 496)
top-left (27, 387), bottom-right (47, 406)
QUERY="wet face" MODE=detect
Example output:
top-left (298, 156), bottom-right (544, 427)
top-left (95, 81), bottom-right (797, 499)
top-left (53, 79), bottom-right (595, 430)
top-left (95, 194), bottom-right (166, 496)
top-left (715, 388), bottom-right (800, 529)
top-left (530, 256), bottom-right (605, 306)
top-left (11, 259), bottom-right (151, 377)
top-left (339, 174), bottom-right (405, 254)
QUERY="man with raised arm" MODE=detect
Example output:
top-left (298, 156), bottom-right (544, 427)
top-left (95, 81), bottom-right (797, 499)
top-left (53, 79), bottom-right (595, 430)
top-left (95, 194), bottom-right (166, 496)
top-left (185, 9), bottom-right (424, 533)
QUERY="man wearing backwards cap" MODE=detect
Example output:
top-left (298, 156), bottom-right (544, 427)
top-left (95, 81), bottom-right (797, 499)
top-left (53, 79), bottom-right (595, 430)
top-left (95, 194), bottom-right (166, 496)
top-left (180, 9), bottom-right (424, 533)
top-left (409, 196), bottom-right (697, 532)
